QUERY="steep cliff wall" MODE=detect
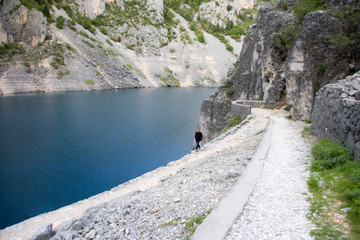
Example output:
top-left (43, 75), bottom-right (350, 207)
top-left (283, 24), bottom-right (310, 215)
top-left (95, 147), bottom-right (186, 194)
top-left (198, 0), bottom-right (360, 144)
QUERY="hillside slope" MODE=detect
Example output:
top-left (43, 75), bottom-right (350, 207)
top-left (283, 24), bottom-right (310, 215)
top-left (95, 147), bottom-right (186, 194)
top-left (0, 0), bottom-right (257, 95)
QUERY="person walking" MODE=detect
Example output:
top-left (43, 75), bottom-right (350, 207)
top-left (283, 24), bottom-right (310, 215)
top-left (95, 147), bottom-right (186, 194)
top-left (195, 129), bottom-right (203, 151)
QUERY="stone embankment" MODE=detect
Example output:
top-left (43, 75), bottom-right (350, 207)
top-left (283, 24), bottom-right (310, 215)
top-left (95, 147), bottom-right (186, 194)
top-left (0, 108), bottom-right (314, 240)
top-left (311, 71), bottom-right (360, 161)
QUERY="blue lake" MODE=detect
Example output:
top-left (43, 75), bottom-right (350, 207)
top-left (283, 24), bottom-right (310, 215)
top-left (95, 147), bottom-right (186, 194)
top-left (0, 87), bottom-right (216, 229)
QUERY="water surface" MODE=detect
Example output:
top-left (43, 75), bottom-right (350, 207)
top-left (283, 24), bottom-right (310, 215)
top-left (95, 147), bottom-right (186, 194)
top-left (0, 87), bottom-right (216, 229)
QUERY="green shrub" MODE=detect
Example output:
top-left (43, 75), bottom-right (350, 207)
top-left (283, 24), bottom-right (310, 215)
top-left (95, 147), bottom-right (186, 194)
top-left (225, 43), bottom-right (233, 52)
top-left (228, 25), bottom-right (247, 40)
top-left (227, 5), bottom-right (233, 11)
top-left (84, 79), bottom-right (95, 85)
top-left (294, 0), bottom-right (326, 23)
top-left (100, 27), bottom-right (108, 35)
top-left (311, 139), bottom-right (353, 170)
top-left (273, 24), bottom-right (299, 62)
top-left (57, 70), bottom-right (70, 79)
top-left (82, 39), bottom-right (95, 48)
top-left (49, 41), bottom-right (65, 69)
top-left (218, 115), bottom-right (246, 135)
top-left (65, 43), bottom-right (77, 53)
top-left (196, 31), bottom-right (205, 43)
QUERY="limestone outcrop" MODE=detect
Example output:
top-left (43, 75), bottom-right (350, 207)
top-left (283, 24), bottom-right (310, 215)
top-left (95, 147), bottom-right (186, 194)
top-left (0, 0), bottom-right (47, 46)
top-left (198, 0), bottom-right (360, 144)
top-left (197, 91), bottom-right (232, 143)
top-left (311, 71), bottom-right (360, 161)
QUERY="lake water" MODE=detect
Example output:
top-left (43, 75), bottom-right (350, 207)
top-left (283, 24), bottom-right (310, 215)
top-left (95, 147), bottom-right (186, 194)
top-left (0, 87), bottom-right (216, 230)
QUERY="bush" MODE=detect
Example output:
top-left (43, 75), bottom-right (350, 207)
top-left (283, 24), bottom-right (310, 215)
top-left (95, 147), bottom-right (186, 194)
top-left (84, 79), bottom-right (95, 85)
top-left (311, 139), bottom-right (353, 170)
top-left (225, 43), bottom-right (233, 52)
top-left (294, 0), bottom-right (326, 23)
top-left (56, 16), bottom-right (64, 29)
top-left (196, 31), bottom-right (205, 43)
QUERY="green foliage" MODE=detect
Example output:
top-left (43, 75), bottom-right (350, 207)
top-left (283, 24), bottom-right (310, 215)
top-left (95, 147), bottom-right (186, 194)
top-left (285, 115), bottom-right (292, 120)
top-left (106, 39), bottom-right (113, 46)
top-left (82, 40), bottom-right (95, 48)
top-left (50, 42), bottom-right (65, 69)
top-left (100, 27), bottom-right (108, 35)
top-left (308, 139), bottom-right (360, 239)
top-left (84, 79), bottom-right (95, 85)
top-left (76, 15), bottom-right (96, 33)
top-left (0, 42), bottom-right (25, 58)
top-left (301, 126), bottom-right (313, 139)
top-left (218, 115), bottom-right (246, 135)
top-left (273, 24), bottom-right (299, 62)
top-left (311, 139), bottom-right (353, 170)
top-left (294, 0), bottom-right (326, 23)
top-left (227, 5), bottom-right (233, 11)
top-left (20, 0), bottom-right (53, 22)
top-left (196, 31), bottom-right (205, 43)
top-left (225, 43), bottom-right (233, 52)
top-left (317, 61), bottom-right (326, 76)
top-left (56, 70), bottom-right (70, 79)
top-left (56, 16), bottom-right (65, 29)
top-left (277, 1), bottom-right (288, 11)
top-left (65, 43), bottom-right (77, 53)
top-left (228, 25), bottom-right (247, 40)
top-left (222, 78), bottom-right (234, 97)
top-left (182, 210), bottom-right (211, 239)
top-left (126, 64), bottom-right (133, 71)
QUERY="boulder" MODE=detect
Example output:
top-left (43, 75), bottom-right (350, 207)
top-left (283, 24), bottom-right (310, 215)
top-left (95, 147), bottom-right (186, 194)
top-left (197, 90), bottom-right (232, 143)
top-left (311, 71), bottom-right (360, 161)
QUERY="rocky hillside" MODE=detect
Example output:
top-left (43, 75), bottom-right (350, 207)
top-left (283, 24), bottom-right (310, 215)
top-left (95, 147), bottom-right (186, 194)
top-left (198, 0), bottom-right (359, 155)
top-left (0, 0), bottom-right (259, 95)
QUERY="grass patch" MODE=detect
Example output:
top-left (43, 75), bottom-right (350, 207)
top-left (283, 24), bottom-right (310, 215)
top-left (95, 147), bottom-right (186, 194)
top-left (218, 115), bottom-right (246, 135)
top-left (82, 40), bottom-right (95, 48)
top-left (126, 64), bottom-right (133, 71)
top-left (65, 43), bottom-right (77, 53)
top-left (182, 210), bottom-right (211, 240)
top-left (301, 126), bottom-right (313, 139)
top-left (285, 115), bottom-right (292, 120)
top-left (57, 70), bottom-right (70, 79)
top-left (56, 16), bottom-right (65, 29)
top-left (307, 139), bottom-right (360, 239)
top-left (84, 79), bottom-right (95, 86)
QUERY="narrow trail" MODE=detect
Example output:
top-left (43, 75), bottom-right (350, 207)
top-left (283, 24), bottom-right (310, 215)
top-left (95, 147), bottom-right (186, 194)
top-left (194, 110), bottom-right (314, 239)
top-left (0, 109), bottom-right (314, 240)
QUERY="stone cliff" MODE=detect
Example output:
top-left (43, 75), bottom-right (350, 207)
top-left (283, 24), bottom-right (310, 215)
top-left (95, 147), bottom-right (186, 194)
top-left (198, 0), bottom-right (360, 158)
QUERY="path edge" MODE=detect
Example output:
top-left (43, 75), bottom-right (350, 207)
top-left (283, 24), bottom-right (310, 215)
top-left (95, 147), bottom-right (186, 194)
top-left (191, 117), bottom-right (274, 240)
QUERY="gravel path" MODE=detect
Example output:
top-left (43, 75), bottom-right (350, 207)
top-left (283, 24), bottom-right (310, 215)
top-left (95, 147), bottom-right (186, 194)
top-left (226, 113), bottom-right (314, 240)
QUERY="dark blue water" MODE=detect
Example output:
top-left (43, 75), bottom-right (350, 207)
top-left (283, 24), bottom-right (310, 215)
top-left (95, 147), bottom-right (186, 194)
top-left (0, 87), bottom-right (216, 230)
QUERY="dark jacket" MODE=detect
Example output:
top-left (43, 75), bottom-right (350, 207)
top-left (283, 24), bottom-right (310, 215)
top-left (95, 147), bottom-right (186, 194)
top-left (195, 132), bottom-right (203, 141)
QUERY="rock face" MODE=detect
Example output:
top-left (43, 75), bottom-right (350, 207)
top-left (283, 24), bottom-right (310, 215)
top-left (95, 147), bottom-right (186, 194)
top-left (285, 10), bottom-right (353, 120)
top-left (78, 0), bottom-right (106, 19)
top-left (0, 0), bottom-right (47, 45)
top-left (199, 0), bottom-right (255, 28)
top-left (311, 72), bottom-right (360, 161)
top-left (197, 90), bottom-right (232, 143)
top-left (198, 0), bottom-right (360, 142)
top-left (232, 5), bottom-right (293, 104)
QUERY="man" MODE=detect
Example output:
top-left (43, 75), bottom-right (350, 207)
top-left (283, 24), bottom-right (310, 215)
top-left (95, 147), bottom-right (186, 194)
top-left (195, 129), bottom-right (203, 151)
